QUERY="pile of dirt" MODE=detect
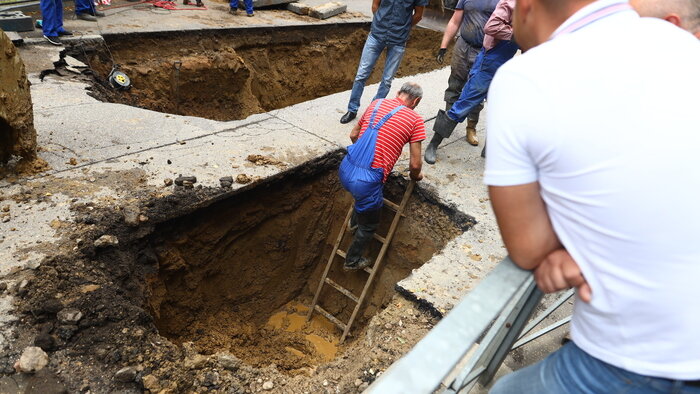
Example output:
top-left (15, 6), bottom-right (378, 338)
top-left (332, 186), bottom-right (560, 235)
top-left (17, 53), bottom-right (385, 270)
top-left (70, 25), bottom-right (451, 121)
top-left (0, 29), bottom-right (47, 176)
top-left (6, 152), bottom-right (474, 392)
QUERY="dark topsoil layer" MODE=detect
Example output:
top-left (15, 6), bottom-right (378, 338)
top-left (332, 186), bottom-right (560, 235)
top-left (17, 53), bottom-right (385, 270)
top-left (2, 151), bottom-right (475, 393)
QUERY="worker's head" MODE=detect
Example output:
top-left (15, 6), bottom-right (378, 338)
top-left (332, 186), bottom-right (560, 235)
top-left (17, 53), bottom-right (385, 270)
top-left (397, 82), bottom-right (423, 109)
top-left (630, 0), bottom-right (700, 38)
top-left (513, 0), bottom-right (597, 51)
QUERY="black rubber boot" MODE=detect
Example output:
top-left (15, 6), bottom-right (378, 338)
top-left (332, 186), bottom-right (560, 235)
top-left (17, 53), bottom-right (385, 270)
top-left (424, 133), bottom-right (443, 165)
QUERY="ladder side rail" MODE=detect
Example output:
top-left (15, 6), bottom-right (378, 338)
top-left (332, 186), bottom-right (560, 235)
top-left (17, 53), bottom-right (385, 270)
top-left (307, 205), bottom-right (355, 321)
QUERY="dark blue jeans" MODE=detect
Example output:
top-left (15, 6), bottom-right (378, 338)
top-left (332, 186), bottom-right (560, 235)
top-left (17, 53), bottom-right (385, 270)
top-left (40, 0), bottom-right (64, 37)
top-left (490, 342), bottom-right (700, 394)
top-left (347, 34), bottom-right (406, 114)
top-left (446, 40), bottom-right (519, 126)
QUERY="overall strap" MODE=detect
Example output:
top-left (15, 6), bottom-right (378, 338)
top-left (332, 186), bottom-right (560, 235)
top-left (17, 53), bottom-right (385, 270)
top-left (370, 104), bottom-right (406, 130)
top-left (368, 99), bottom-right (384, 129)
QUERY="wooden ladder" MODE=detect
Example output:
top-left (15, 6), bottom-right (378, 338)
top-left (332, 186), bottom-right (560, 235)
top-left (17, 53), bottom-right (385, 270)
top-left (307, 180), bottom-right (416, 343)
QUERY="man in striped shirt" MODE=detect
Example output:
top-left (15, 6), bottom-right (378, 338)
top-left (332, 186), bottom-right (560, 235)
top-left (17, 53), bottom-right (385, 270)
top-left (339, 82), bottom-right (425, 270)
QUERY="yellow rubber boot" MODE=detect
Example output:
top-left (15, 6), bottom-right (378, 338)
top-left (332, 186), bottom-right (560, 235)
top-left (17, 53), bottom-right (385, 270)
top-left (466, 120), bottom-right (479, 146)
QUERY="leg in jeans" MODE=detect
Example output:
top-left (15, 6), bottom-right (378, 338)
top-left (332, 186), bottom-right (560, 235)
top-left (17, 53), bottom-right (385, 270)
top-left (490, 341), bottom-right (700, 394)
top-left (373, 43), bottom-right (406, 101)
top-left (241, 0), bottom-right (253, 14)
top-left (75, 0), bottom-right (94, 15)
top-left (444, 39), bottom-right (483, 122)
top-left (346, 208), bottom-right (381, 266)
top-left (41, 0), bottom-right (62, 37)
top-left (348, 34), bottom-right (386, 114)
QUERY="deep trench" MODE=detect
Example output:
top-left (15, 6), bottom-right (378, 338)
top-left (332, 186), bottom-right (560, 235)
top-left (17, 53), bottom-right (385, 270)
top-left (70, 24), bottom-right (450, 121)
top-left (141, 159), bottom-right (471, 373)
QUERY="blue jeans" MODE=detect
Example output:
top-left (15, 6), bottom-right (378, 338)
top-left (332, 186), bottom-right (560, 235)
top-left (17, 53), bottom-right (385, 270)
top-left (490, 342), bottom-right (700, 394)
top-left (447, 40), bottom-right (519, 124)
top-left (230, 0), bottom-right (253, 14)
top-left (347, 34), bottom-right (406, 114)
top-left (40, 0), bottom-right (64, 37)
top-left (75, 0), bottom-right (96, 15)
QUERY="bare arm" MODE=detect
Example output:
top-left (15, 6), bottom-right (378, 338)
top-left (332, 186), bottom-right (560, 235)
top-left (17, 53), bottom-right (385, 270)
top-left (349, 121), bottom-right (362, 143)
top-left (484, 1), bottom-right (514, 41)
top-left (372, 0), bottom-right (380, 14)
top-left (408, 141), bottom-right (423, 181)
top-left (488, 182), bottom-right (561, 270)
top-left (440, 9), bottom-right (463, 48)
top-left (412, 6), bottom-right (424, 25)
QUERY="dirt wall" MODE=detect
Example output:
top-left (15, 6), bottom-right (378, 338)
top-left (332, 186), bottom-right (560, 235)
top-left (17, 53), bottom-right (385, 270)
top-left (71, 25), bottom-right (451, 121)
top-left (0, 29), bottom-right (37, 164)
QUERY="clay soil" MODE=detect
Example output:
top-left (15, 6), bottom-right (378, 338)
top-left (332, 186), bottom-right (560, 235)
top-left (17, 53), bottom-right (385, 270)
top-left (71, 24), bottom-right (451, 121)
top-left (5, 152), bottom-right (475, 393)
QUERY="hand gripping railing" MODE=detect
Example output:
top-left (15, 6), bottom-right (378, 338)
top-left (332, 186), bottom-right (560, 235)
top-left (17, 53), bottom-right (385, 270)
top-left (367, 258), bottom-right (550, 394)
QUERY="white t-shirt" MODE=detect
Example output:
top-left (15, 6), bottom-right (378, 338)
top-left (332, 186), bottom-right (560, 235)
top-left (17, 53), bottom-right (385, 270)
top-left (484, 0), bottom-right (700, 380)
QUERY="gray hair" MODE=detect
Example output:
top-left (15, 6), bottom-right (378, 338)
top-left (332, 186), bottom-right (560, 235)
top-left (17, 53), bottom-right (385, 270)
top-left (398, 82), bottom-right (423, 100)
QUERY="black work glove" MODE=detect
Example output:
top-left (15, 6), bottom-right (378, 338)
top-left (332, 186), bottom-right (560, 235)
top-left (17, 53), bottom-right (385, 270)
top-left (436, 48), bottom-right (447, 64)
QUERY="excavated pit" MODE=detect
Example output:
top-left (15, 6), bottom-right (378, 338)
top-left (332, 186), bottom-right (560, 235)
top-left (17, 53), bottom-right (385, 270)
top-left (143, 161), bottom-right (470, 374)
top-left (73, 24), bottom-right (449, 121)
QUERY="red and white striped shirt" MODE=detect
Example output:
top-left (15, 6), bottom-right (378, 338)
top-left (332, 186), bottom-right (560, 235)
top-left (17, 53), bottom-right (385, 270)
top-left (357, 98), bottom-right (426, 182)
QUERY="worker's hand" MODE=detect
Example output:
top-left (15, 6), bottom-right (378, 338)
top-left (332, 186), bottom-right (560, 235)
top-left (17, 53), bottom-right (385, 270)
top-left (410, 171), bottom-right (424, 181)
top-left (436, 48), bottom-right (447, 64)
top-left (534, 249), bottom-right (592, 302)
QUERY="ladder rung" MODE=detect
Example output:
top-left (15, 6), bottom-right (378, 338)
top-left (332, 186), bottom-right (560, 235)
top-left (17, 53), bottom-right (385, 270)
top-left (363, 266), bottom-right (373, 274)
top-left (325, 278), bottom-right (359, 303)
top-left (314, 305), bottom-right (347, 331)
top-left (373, 233), bottom-right (387, 244)
top-left (336, 249), bottom-right (346, 259)
top-left (383, 198), bottom-right (400, 211)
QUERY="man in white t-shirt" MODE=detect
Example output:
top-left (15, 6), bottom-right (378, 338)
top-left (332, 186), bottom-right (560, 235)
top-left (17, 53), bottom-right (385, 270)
top-left (486, 0), bottom-right (700, 392)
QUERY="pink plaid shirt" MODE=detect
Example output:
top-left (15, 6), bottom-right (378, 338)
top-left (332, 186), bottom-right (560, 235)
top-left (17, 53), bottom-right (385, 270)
top-left (483, 0), bottom-right (515, 51)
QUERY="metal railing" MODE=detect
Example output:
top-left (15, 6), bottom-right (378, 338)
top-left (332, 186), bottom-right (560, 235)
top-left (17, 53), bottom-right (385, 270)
top-left (367, 258), bottom-right (573, 394)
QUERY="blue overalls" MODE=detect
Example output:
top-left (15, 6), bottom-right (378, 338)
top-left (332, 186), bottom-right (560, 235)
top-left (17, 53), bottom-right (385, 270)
top-left (75, 0), bottom-right (97, 15)
top-left (339, 100), bottom-right (405, 212)
top-left (339, 100), bottom-right (405, 266)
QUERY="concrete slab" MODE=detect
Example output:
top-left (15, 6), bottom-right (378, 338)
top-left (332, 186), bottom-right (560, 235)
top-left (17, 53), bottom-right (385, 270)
top-left (308, 1), bottom-right (346, 19)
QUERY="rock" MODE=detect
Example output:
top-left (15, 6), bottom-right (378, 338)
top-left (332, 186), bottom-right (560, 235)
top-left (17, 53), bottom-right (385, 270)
top-left (79, 284), bottom-right (100, 293)
top-left (184, 354), bottom-right (208, 370)
top-left (220, 176), bottom-right (233, 188)
top-left (216, 353), bottom-right (240, 371)
top-left (164, 178), bottom-right (173, 186)
top-left (182, 181), bottom-right (194, 189)
top-left (15, 346), bottom-right (48, 373)
top-left (1, 205), bottom-right (9, 212)
top-left (114, 366), bottom-right (138, 382)
top-left (287, 2), bottom-right (310, 14)
top-left (354, 379), bottom-right (363, 387)
top-left (123, 207), bottom-right (140, 226)
top-left (142, 374), bottom-right (160, 392)
top-left (0, 282), bottom-right (7, 292)
top-left (34, 332), bottom-right (56, 351)
top-left (68, 157), bottom-right (77, 165)
top-left (235, 174), bottom-right (252, 184)
top-left (94, 235), bottom-right (118, 248)
top-left (64, 55), bottom-right (87, 68)
top-left (55, 325), bottom-right (77, 340)
top-left (358, 382), bottom-right (369, 391)
top-left (174, 175), bottom-right (197, 186)
top-left (309, 1), bottom-right (346, 19)
top-left (322, 379), bottom-right (329, 387)
top-left (16, 279), bottom-right (29, 296)
top-left (138, 214), bottom-right (149, 223)
top-left (262, 381), bottom-right (274, 390)
top-left (203, 371), bottom-right (220, 387)
top-left (57, 308), bottom-right (82, 325)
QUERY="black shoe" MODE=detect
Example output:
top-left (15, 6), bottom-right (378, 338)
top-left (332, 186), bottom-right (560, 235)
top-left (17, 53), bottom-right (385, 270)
top-left (246, 11), bottom-right (254, 16)
top-left (229, 7), bottom-right (238, 13)
top-left (343, 257), bottom-right (370, 271)
top-left (94, 10), bottom-right (105, 17)
top-left (58, 30), bottom-right (73, 36)
top-left (340, 111), bottom-right (356, 124)
top-left (76, 12), bottom-right (98, 21)
top-left (43, 35), bottom-right (62, 46)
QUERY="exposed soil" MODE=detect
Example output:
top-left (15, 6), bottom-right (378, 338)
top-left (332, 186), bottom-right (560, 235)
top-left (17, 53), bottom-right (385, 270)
top-left (69, 24), bottom-right (451, 121)
top-left (0, 27), bottom-right (46, 176)
top-left (4, 152), bottom-right (475, 393)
